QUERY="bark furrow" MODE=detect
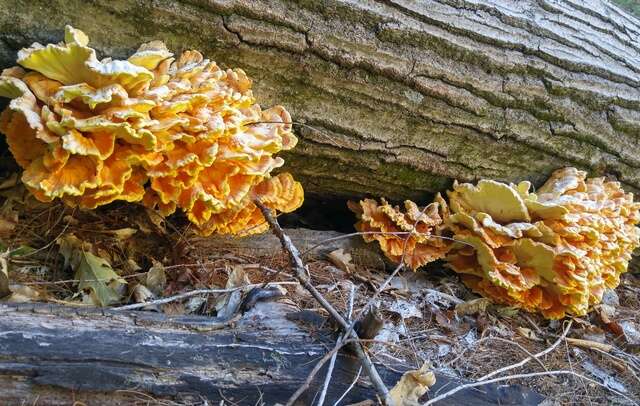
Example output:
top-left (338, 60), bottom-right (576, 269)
top-left (0, 0), bottom-right (639, 200)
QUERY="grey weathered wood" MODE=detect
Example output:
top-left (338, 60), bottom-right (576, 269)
top-left (0, 0), bottom-right (639, 201)
top-left (0, 302), bottom-right (545, 405)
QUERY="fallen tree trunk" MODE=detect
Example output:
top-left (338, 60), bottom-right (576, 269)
top-left (1, 0), bottom-right (639, 200)
top-left (0, 302), bottom-right (545, 405)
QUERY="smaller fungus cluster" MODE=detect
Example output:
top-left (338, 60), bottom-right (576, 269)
top-left (0, 26), bottom-right (303, 236)
top-left (350, 168), bottom-right (640, 319)
top-left (347, 197), bottom-right (450, 270)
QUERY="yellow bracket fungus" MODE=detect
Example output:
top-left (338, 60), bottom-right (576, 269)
top-left (351, 168), bottom-right (640, 319)
top-left (0, 26), bottom-right (303, 236)
top-left (348, 196), bottom-right (451, 270)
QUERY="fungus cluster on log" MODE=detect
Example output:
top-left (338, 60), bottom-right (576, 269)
top-left (347, 197), bottom-right (451, 270)
top-left (350, 168), bottom-right (640, 319)
top-left (1, 26), bottom-right (638, 321)
top-left (0, 26), bottom-right (303, 236)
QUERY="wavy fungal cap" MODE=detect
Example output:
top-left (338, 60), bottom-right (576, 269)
top-left (0, 26), bottom-right (303, 236)
top-left (351, 168), bottom-right (640, 319)
top-left (449, 168), bottom-right (640, 319)
top-left (348, 195), bottom-right (451, 270)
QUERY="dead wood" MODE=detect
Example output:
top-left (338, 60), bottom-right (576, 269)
top-left (0, 302), bottom-right (545, 405)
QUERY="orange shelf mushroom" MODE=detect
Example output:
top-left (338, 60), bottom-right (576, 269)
top-left (350, 168), bottom-right (640, 319)
top-left (445, 168), bottom-right (640, 319)
top-left (348, 196), bottom-right (451, 270)
top-left (0, 26), bottom-right (303, 236)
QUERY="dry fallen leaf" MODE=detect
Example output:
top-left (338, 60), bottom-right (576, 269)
top-left (110, 228), bottom-right (138, 240)
top-left (0, 218), bottom-right (15, 237)
top-left (62, 215), bottom-right (79, 226)
top-left (5, 284), bottom-right (43, 303)
top-left (125, 259), bottom-right (142, 272)
top-left (327, 248), bottom-right (355, 273)
top-left (216, 265), bottom-right (251, 319)
top-left (0, 251), bottom-right (11, 298)
top-left (389, 299), bottom-right (423, 320)
top-left (146, 209), bottom-right (167, 234)
top-left (455, 297), bottom-right (492, 316)
top-left (0, 251), bottom-right (46, 303)
top-left (132, 283), bottom-right (155, 304)
top-left (596, 303), bottom-right (616, 324)
top-left (579, 352), bottom-right (627, 394)
top-left (58, 234), bottom-right (126, 307)
top-left (0, 173), bottom-right (18, 190)
top-left (389, 361), bottom-right (436, 406)
top-left (517, 327), bottom-right (543, 341)
top-left (146, 259), bottom-right (167, 295)
top-left (619, 321), bottom-right (640, 345)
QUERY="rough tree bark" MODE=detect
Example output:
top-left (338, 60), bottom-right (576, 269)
top-left (1, 0), bottom-right (639, 201)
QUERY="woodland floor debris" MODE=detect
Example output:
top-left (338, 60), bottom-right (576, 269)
top-left (0, 177), bottom-right (639, 405)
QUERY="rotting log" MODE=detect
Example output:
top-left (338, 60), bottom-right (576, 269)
top-left (0, 302), bottom-right (545, 405)
top-left (1, 0), bottom-right (639, 200)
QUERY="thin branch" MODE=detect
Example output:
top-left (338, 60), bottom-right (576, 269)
top-left (339, 201), bottom-right (447, 350)
top-left (347, 282), bottom-right (356, 321)
top-left (423, 370), bottom-right (636, 405)
top-left (423, 288), bottom-right (463, 305)
top-left (255, 200), bottom-right (391, 405)
top-left (317, 334), bottom-right (342, 406)
top-left (317, 285), bottom-right (356, 406)
top-left (445, 336), bottom-right (545, 371)
top-left (13, 220), bottom-right (71, 259)
top-left (333, 366), bottom-right (362, 406)
top-left (113, 282), bottom-right (298, 311)
top-left (591, 347), bottom-right (640, 385)
top-left (285, 338), bottom-right (351, 406)
top-left (24, 272), bottom-right (148, 286)
top-left (565, 337), bottom-right (613, 353)
top-left (477, 320), bottom-right (573, 381)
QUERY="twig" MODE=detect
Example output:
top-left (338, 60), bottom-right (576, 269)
top-left (300, 231), bottom-right (410, 257)
top-left (592, 347), bottom-right (640, 385)
top-left (311, 199), bottom-right (449, 405)
top-left (24, 272), bottom-right (148, 286)
top-left (521, 313), bottom-right (543, 335)
top-left (255, 200), bottom-right (391, 405)
top-left (13, 221), bottom-right (71, 259)
top-left (285, 339), bottom-right (351, 406)
top-left (477, 320), bottom-right (573, 381)
top-left (563, 334), bottom-right (593, 406)
top-left (333, 366), bottom-right (362, 406)
top-left (565, 337), bottom-right (613, 353)
top-left (347, 283), bottom-right (356, 321)
top-left (338, 201), bottom-right (450, 354)
top-left (423, 288), bottom-right (463, 305)
top-left (423, 370), bottom-right (636, 405)
top-left (112, 282), bottom-right (298, 311)
top-left (317, 334), bottom-right (342, 406)
top-left (446, 336), bottom-right (548, 372)
top-left (317, 285), bottom-right (356, 406)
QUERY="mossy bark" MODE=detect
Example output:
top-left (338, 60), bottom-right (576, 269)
top-left (0, 0), bottom-right (639, 201)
